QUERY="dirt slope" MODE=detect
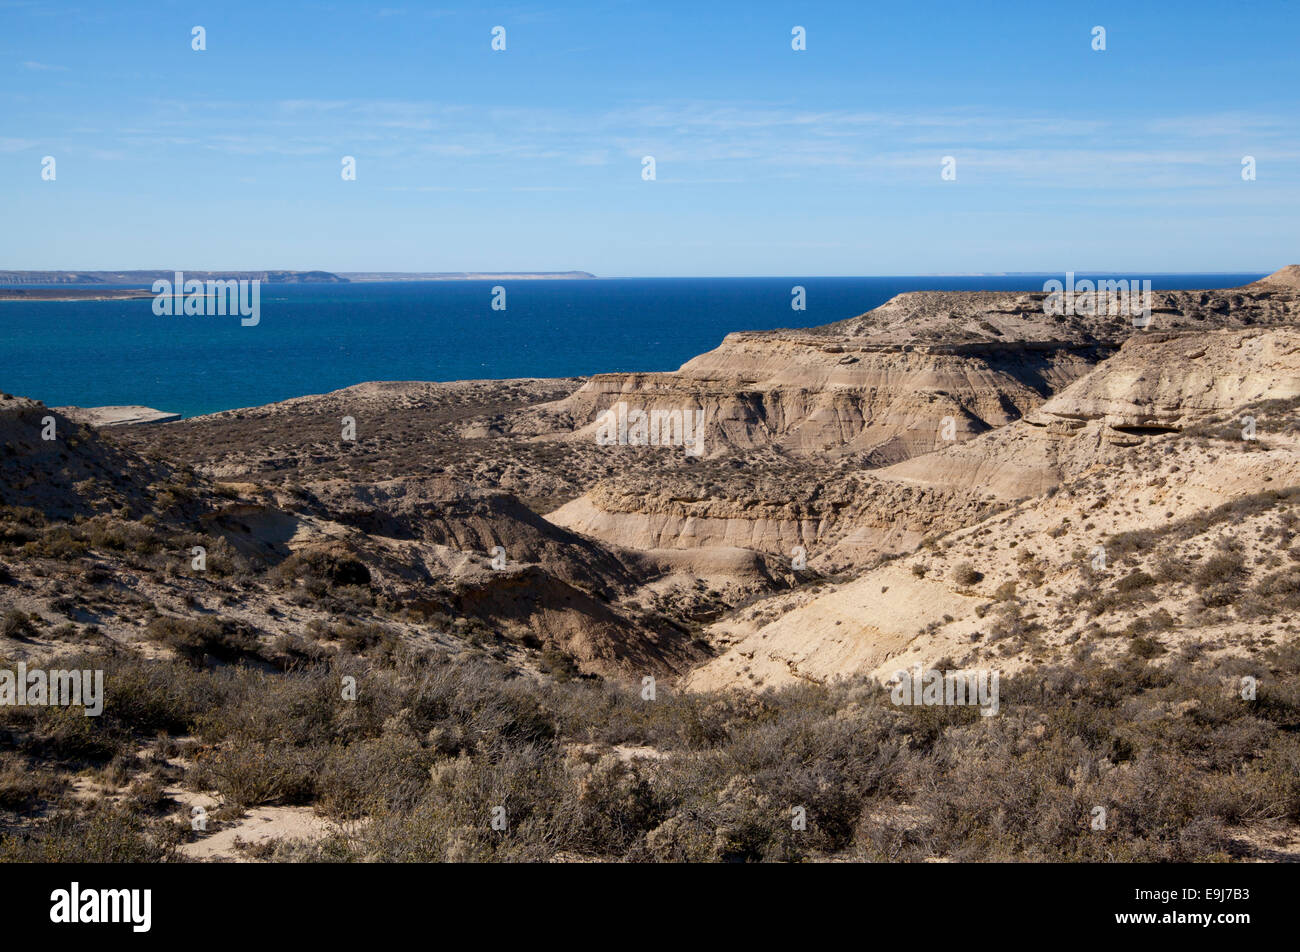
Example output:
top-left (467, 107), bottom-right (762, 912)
top-left (686, 326), bottom-right (1300, 691)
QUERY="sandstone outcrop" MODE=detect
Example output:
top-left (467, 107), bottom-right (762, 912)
top-left (685, 324), bottom-right (1300, 692)
top-left (543, 283), bottom-right (1300, 563)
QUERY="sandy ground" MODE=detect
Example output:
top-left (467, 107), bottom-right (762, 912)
top-left (177, 804), bottom-right (336, 861)
top-left (54, 405), bottom-right (181, 426)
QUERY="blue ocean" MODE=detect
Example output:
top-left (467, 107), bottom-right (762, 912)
top-left (0, 275), bottom-right (1265, 418)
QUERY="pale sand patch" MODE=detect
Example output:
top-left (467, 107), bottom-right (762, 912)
top-left (54, 405), bottom-right (181, 426)
top-left (1229, 821), bottom-right (1300, 862)
top-left (178, 804), bottom-right (336, 861)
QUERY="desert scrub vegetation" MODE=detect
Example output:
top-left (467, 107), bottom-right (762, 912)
top-left (3, 635), bottom-right (1298, 862)
top-left (0, 801), bottom-right (181, 862)
top-left (304, 617), bottom-right (397, 656)
top-left (0, 505), bottom-right (253, 581)
top-left (145, 614), bottom-right (264, 666)
top-left (1108, 487), bottom-right (1300, 559)
top-left (0, 610), bottom-right (37, 641)
top-left (271, 549), bottom-right (372, 596)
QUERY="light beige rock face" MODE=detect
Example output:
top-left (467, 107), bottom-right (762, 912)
top-left (873, 419), bottom-right (1078, 501)
top-left (881, 326), bottom-right (1300, 501)
top-left (520, 286), bottom-right (1208, 461)
top-left (1030, 327), bottom-right (1300, 429)
top-left (546, 343), bottom-right (1097, 461)
top-left (547, 471), bottom-right (997, 574)
top-left (685, 324), bottom-right (1300, 694)
top-left (682, 563), bottom-right (977, 691)
top-left (531, 281), bottom-right (1300, 455)
top-left (686, 429), bottom-right (1300, 694)
top-left (535, 282), bottom-right (1300, 563)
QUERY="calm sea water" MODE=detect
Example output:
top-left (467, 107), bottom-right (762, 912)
top-left (0, 275), bottom-right (1265, 418)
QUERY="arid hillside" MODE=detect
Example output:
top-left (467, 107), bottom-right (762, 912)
top-left (687, 324), bottom-right (1300, 692)
top-left (541, 277), bottom-right (1300, 572)
top-left (3, 269), bottom-right (1300, 863)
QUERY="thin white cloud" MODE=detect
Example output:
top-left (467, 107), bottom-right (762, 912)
top-left (21, 95), bottom-right (1300, 193)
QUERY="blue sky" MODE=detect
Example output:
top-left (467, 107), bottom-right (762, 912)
top-left (3, 0), bottom-right (1298, 275)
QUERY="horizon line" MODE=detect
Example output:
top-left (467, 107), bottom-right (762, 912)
top-left (0, 268), bottom-right (1276, 280)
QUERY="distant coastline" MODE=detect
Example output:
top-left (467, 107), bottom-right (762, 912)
top-left (0, 270), bottom-right (346, 286)
top-left (0, 287), bottom-right (156, 301)
top-left (337, 271), bottom-right (597, 281)
top-left (0, 269), bottom-right (597, 288)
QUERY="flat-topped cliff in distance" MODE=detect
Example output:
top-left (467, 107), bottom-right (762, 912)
top-left (0, 287), bottom-right (156, 301)
top-left (0, 269), bottom-right (347, 284)
top-left (0, 270), bottom-right (598, 287)
top-left (337, 271), bottom-right (597, 281)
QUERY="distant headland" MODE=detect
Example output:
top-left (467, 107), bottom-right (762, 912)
top-left (0, 270), bottom-right (596, 288)
top-left (0, 270), bottom-right (347, 286)
top-left (336, 271), bottom-right (596, 281)
top-left (0, 269), bottom-right (598, 299)
top-left (0, 287), bottom-right (157, 301)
